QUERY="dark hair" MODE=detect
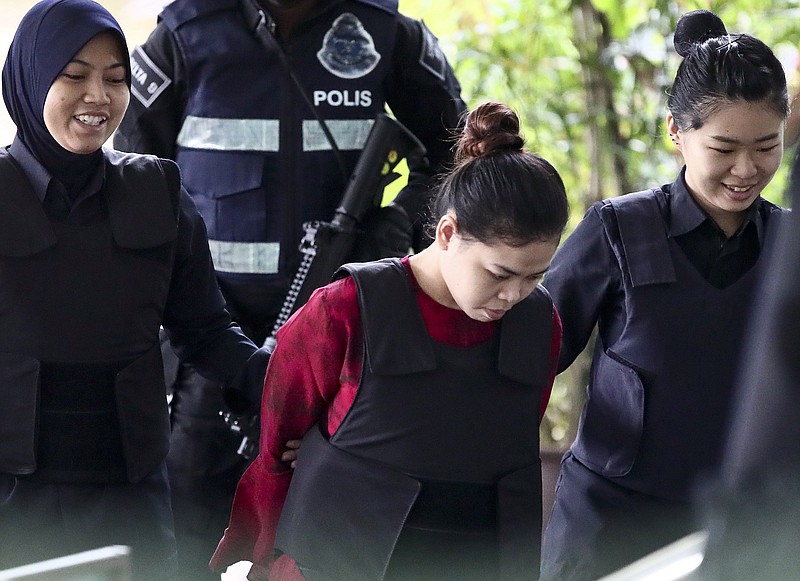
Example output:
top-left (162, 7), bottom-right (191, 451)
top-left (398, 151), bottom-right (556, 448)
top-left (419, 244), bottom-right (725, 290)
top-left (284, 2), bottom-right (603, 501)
top-left (430, 101), bottom-right (569, 245)
top-left (668, 10), bottom-right (788, 131)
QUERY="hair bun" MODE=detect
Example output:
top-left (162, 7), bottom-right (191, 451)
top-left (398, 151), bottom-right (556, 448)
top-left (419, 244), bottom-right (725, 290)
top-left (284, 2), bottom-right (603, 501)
top-left (456, 101), bottom-right (525, 162)
top-left (674, 10), bottom-right (727, 57)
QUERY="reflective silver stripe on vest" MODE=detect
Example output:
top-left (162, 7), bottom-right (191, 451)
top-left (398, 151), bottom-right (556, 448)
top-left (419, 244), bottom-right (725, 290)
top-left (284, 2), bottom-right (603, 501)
top-left (208, 240), bottom-right (280, 274)
top-left (176, 117), bottom-right (375, 153)
top-left (176, 117), bottom-right (280, 152)
top-left (302, 119), bottom-right (374, 151)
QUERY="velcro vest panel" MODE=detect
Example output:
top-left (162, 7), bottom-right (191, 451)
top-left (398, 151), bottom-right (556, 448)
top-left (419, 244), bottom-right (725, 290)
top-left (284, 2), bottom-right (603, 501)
top-left (571, 189), bottom-right (779, 500)
top-left (0, 150), bottom-right (180, 483)
top-left (276, 258), bottom-right (551, 579)
top-left (163, 0), bottom-right (398, 286)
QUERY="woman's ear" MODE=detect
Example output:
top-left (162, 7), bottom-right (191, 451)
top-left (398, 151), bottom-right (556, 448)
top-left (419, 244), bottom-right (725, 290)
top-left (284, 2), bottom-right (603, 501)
top-left (435, 213), bottom-right (458, 250)
top-left (666, 112), bottom-right (681, 147)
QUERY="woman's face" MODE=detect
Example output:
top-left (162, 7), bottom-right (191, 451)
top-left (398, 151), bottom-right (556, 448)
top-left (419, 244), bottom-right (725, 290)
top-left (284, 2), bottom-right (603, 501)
top-left (436, 214), bottom-right (559, 322)
top-left (668, 100), bottom-right (784, 235)
top-left (43, 31), bottom-right (129, 154)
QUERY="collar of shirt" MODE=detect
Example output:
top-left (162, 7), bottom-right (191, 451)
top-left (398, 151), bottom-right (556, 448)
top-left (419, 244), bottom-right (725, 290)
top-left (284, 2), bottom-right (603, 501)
top-left (10, 136), bottom-right (106, 221)
top-left (666, 167), bottom-right (765, 247)
top-left (9, 136), bottom-right (51, 203)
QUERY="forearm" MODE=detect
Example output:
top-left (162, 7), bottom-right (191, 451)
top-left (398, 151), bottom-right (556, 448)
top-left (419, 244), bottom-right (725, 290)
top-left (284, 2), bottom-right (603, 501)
top-left (161, 191), bottom-right (263, 407)
top-left (544, 205), bottom-right (617, 372)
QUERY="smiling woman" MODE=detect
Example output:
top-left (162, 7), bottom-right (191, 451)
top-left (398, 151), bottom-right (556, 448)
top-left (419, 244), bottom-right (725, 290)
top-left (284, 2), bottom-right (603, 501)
top-left (0, 2), bottom-right (270, 580)
top-left (539, 10), bottom-right (790, 581)
top-left (42, 31), bottom-right (130, 154)
top-left (666, 102), bottom-right (784, 237)
top-left (0, 0), bottom-right (165, 145)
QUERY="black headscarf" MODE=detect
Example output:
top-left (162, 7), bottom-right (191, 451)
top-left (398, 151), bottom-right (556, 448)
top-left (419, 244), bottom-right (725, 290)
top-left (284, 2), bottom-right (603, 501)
top-left (2, 0), bottom-right (131, 195)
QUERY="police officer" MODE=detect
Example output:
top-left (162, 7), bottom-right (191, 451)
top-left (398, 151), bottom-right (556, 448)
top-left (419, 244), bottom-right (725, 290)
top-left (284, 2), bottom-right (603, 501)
top-left (113, 0), bottom-right (465, 578)
top-left (540, 11), bottom-right (790, 580)
top-left (0, 1), bottom-right (268, 580)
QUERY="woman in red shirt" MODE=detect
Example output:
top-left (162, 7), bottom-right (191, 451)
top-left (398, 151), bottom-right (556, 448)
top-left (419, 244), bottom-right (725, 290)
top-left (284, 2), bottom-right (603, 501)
top-left (211, 101), bottom-right (570, 581)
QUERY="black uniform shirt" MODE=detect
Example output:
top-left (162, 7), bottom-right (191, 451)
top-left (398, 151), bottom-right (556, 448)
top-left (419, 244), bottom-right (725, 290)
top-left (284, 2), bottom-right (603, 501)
top-left (667, 172), bottom-right (764, 289)
top-left (10, 138), bottom-right (105, 225)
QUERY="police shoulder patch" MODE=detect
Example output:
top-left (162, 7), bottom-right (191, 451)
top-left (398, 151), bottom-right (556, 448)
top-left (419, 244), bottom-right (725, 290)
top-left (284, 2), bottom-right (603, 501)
top-left (418, 21), bottom-right (447, 82)
top-left (130, 46), bottom-right (172, 108)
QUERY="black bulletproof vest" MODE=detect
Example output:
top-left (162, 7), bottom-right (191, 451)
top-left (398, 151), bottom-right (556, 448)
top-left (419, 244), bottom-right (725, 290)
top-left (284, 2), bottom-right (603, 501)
top-left (276, 258), bottom-right (553, 580)
top-left (572, 190), bottom-right (779, 500)
top-left (0, 150), bottom-right (179, 483)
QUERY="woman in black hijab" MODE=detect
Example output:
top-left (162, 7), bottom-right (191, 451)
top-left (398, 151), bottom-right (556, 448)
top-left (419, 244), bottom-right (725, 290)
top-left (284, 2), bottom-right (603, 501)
top-left (0, 1), bottom-right (269, 579)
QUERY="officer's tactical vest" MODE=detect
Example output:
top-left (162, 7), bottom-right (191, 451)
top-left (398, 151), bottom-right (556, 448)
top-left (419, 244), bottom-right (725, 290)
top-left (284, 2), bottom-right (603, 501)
top-left (571, 189), bottom-right (784, 500)
top-left (0, 149), bottom-right (180, 484)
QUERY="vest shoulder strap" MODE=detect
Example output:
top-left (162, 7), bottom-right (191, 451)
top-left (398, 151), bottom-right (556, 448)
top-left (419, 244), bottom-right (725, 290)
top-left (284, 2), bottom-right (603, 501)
top-left (605, 188), bottom-right (677, 287)
top-left (337, 258), bottom-right (555, 385)
top-left (104, 150), bottom-right (180, 249)
top-left (499, 285), bottom-right (554, 386)
top-left (336, 258), bottom-right (437, 375)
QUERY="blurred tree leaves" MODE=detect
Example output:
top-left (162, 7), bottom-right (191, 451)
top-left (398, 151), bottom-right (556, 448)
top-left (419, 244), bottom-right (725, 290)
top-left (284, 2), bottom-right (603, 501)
top-left (400, 0), bottom-right (800, 446)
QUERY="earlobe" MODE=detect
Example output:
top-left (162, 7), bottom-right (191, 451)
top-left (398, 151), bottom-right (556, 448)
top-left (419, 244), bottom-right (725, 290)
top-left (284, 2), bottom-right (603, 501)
top-left (666, 112), bottom-right (681, 145)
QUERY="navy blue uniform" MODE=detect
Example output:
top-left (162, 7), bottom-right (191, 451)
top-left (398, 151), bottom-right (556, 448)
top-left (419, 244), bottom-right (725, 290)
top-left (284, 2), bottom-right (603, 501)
top-left (0, 139), bottom-right (266, 581)
top-left (113, 0), bottom-right (465, 578)
top-left (116, 0), bottom-right (464, 302)
top-left (540, 170), bottom-right (785, 580)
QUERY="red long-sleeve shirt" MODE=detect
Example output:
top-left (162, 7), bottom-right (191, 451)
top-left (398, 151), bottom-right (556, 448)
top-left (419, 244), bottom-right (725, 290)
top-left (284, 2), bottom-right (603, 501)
top-left (211, 257), bottom-right (561, 579)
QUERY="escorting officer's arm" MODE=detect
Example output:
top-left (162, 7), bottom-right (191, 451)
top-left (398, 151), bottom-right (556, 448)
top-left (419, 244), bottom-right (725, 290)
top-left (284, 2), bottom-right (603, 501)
top-left (114, 21), bottom-right (183, 158)
top-left (161, 189), bottom-right (268, 414)
top-left (542, 204), bottom-right (622, 373)
top-left (384, 16), bottom-right (467, 247)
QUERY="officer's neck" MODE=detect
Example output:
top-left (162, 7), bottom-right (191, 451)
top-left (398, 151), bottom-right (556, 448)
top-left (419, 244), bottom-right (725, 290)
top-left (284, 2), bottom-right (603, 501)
top-left (260, 0), bottom-right (319, 40)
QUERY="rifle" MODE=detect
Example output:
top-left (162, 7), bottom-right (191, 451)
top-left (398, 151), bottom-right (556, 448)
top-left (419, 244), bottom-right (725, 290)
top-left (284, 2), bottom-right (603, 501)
top-left (225, 113), bottom-right (425, 459)
top-left (264, 112), bottom-right (425, 350)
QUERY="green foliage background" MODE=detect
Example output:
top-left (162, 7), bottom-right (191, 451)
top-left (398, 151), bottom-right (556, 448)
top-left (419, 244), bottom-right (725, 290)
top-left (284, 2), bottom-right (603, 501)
top-left (395, 0), bottom-right (800, 446)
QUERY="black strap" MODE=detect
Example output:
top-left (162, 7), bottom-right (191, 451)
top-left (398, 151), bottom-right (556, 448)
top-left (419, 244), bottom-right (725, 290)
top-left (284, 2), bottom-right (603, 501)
top-left (608, 189), bottom-right (677, 287)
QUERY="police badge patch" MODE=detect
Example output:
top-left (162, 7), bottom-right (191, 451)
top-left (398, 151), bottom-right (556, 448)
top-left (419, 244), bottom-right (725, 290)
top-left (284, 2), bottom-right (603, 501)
top-left (418, 22), bottom-right (447, 82)
top-left (317, 13), bottom-right (381, 79)
top-left (130, 46), bottom-right (172, 108)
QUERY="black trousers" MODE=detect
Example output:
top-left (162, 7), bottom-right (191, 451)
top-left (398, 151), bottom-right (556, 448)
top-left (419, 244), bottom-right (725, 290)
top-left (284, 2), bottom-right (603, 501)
top-left (0, 462), bottom-right (177, 581)
top-left (166, 358), bottom-right (249, 581)
top-left (541, 452), bottom-right (697, 581)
